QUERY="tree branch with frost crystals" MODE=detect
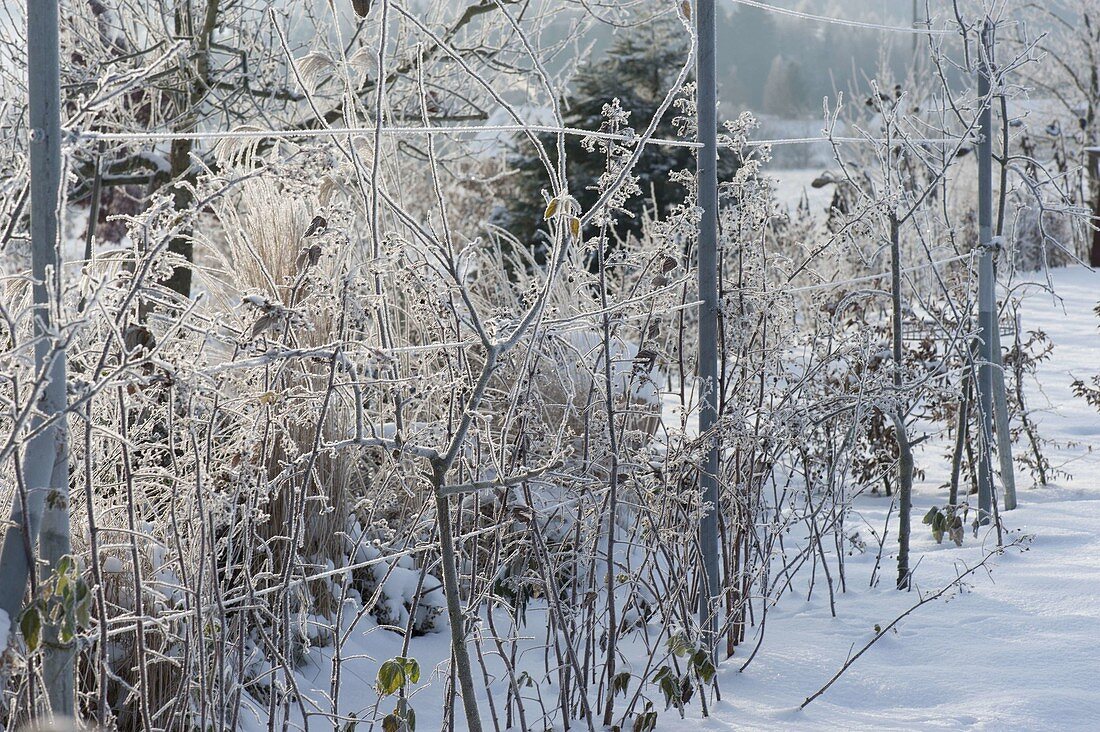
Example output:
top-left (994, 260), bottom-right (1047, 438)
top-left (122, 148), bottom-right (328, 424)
top-left (388, 2), bottom-right (561, 193)
top-left (406, 108), bottom-right (610, 731)
top-left (437, 460), bottom-right (564, 497)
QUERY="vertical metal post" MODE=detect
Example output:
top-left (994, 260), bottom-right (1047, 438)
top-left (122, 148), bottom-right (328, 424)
top-left (696, 0), bottom-right (721, 652)
top-left (0, 0), bottom-right (72, 713)
top-left (40, 450), bottom-right (72, 715)
top-left (991, 323), bottom-right (1018, 510)
top-left (976, 18), bottom-right (997, 526)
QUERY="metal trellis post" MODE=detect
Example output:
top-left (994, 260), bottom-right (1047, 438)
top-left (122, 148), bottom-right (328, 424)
top-left (0, 0), bottom-right (73, 713)
top-left (992, 322), bottom-right (1018, 510)
top-left (976, 18), bottom-right (997, 526)
top-left (696, 0), bottom-right (722, 654)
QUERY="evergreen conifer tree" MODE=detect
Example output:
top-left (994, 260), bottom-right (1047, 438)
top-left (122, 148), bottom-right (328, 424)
top-left (496, 15), bottom-right (737, 260)
top-left (763, 56), bottom-right (807, 117)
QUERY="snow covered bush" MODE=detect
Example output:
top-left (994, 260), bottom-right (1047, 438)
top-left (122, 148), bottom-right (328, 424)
top-left (0, 2), bottom-right (1090, 731)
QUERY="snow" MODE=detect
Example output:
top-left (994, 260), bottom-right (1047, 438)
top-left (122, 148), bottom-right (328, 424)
top-left (279, 266), bottom-right (1100, 731)
top-left (0, 609), bottom-right (8, 651)
top-left (676, 265), bottom-right (1100, 730)
top-left (770, 167), bottom-right (836, 215)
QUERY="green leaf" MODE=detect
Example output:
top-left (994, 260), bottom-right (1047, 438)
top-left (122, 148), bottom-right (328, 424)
top-left (679, 675), bottom-right (695, 704)
top-left (74, 583), bottom-right (92, 628)
top-left (692, 650), bottom-right (716, 684)
top-left (654, 666), bottom-right (680, 709)
top-left (20, 605), bottom-right (41, 652)
top-left (382, 713), bottom-right (399, 732)
top-left (922, 506), bottom-right (939, 525)
top-left (666, 631), bottom-right (692, 658)
top-left (400, 656), bottom-right (420, 684)
top-left (76, 605), bottom-right (90, 628)
top-left (376, 659), bottom-right (405, 696)
top-left (659, 676), bottom-right (677, 708)
top-left (633, 710), bottom-right (658, 732)
top-left (950, 521), bottom-right (965, 547)
top-left (677, 673), bottom-right (695, 704)
top-left (612, 671), bottom-right (631, 696)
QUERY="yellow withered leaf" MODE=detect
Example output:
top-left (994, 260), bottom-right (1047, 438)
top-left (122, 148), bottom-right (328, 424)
top-left (543, 198), bottom-right (560, 220)
top-left (569, 217), bottom-right (581, 238)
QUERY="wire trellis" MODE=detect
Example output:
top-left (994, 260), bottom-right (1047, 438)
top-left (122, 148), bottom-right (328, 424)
top-left (727, 0), bottom-right (955, 35)
top-left (69, 123), bottom-right (971, 150)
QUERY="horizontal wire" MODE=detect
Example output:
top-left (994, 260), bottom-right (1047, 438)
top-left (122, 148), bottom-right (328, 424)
top-left (99, 482), bottom-right (614, 637)
top-left (747, 135), bottom-right (969, 148)
top-left (70, 124), bottom-right (970, 150)
top-left (785, 252), bottom-right (975, 294)
top-left (100, 523), bottom-right (504, 637)
top-left (728, 0), bottom-right (955, 35)
top-left (72, 123), bottom-right (703, 148)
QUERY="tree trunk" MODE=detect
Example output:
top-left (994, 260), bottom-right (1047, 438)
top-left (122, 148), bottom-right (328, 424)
top-left (432, 466), bottom-right (483, 732)
top-left (164, 137), bottom-right (196, 297)
top-left (889, 214), bottom-right (913, 590)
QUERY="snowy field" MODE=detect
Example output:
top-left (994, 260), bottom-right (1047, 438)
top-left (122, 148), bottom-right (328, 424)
top-left (770, 167), bottom-right (836, 215)
top-left (257, 267), bottom-right (1100, 732)
top-left (8, 2), bottom-right (1100, 728)
top-left (681, 265), bottom-right (1100, 731)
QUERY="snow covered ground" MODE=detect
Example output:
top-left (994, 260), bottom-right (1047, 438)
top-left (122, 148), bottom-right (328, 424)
top-left (263, 267), bottom-right (1099, 732)
top-left (684, 265), bottom-right (1100, 731)
top-left (769, 167), bottom-right (836, 216)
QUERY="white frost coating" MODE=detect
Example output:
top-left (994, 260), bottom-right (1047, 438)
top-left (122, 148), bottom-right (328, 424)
top-left (284, 267), bottom-right (1100, 732)
top-left (0, 608), bottom-right (9, 650)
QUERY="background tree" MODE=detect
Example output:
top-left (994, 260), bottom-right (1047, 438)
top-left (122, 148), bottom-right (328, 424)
top-left (497, 12), bottom-right (737, 259)
top-left (718, 4), bottom-right (779, 109)
top-left (762, 55), bottom-right (807, 116)
top-left (1016, 0), bottom-right (1100, 265)
top-left (1, 0), bottom-right (529, 298)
